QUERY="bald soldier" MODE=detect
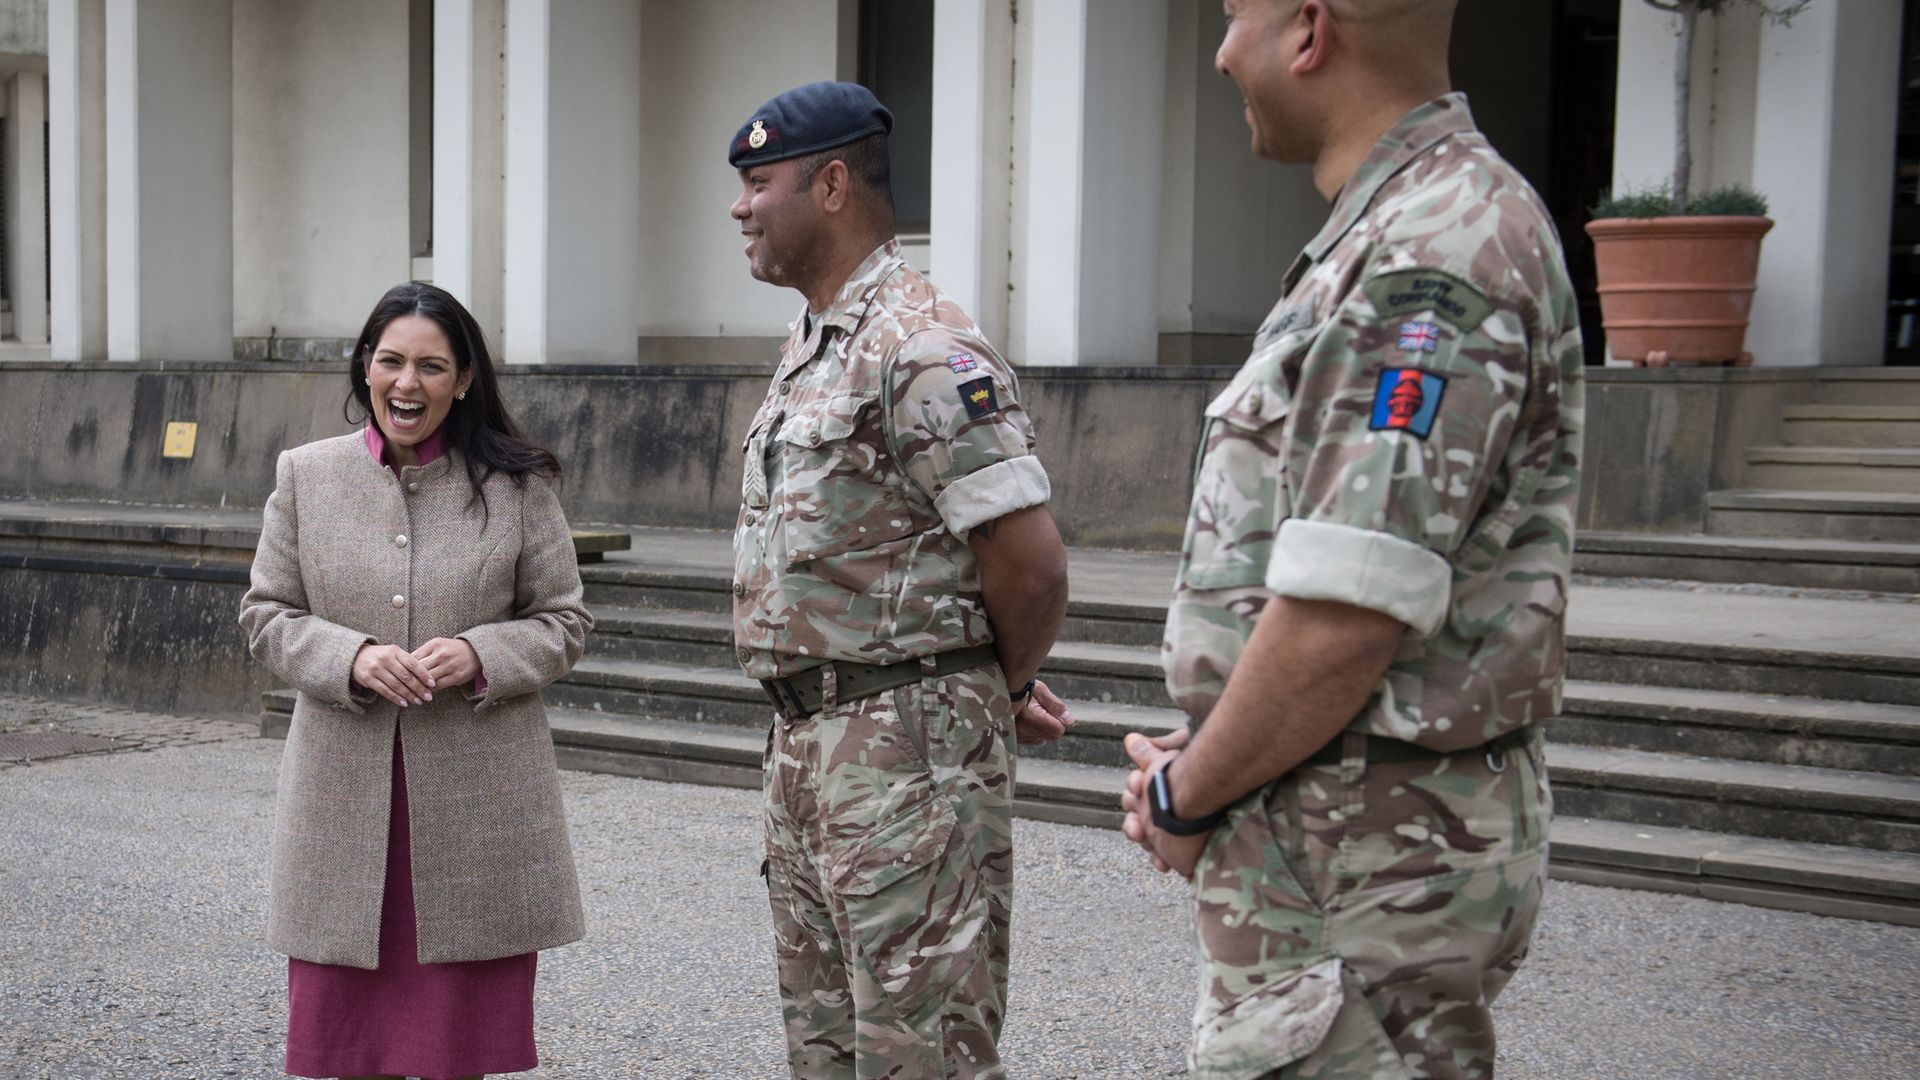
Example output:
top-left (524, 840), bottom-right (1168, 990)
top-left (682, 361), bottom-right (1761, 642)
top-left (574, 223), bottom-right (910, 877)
top-left (726, 83), bottom-right (1073, 1079)
top-left (1120, 3), bottom-right (1584, 1079)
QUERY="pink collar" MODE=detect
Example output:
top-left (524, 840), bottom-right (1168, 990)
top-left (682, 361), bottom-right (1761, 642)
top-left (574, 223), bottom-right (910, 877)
top-left (363, 422), bottom-right (447, 471)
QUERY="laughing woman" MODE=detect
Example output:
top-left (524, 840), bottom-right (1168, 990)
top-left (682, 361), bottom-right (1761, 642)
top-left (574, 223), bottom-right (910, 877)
top-left (240, 282), bottom-right (591, 1080)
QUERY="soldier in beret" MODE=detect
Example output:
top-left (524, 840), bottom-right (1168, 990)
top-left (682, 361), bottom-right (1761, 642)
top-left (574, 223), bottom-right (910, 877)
top-left (726, 81), bottom-right (1074, 1079)
top-left (1120, 2), bottom-right (1584, 1078)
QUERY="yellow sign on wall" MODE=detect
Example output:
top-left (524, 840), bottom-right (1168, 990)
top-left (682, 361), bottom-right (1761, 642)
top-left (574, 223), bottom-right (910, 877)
top-left (162, 422), bottom-right (198, 459)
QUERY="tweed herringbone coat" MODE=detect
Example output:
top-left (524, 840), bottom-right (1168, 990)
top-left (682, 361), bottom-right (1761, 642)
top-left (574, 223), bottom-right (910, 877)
top-left (239, 431), bottom-right (591, 969)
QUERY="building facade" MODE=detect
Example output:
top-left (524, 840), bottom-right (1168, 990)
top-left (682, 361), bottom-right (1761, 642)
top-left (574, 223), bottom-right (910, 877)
top-left (15, 0), bottom-right (1915, 368)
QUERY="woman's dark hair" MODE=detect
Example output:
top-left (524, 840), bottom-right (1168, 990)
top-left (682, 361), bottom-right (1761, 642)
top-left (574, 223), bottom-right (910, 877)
top-left (345, 282), bottom-right (561, 509)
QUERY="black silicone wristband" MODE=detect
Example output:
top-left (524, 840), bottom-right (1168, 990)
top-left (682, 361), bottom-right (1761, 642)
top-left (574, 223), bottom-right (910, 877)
top-left (1010, 677), bottom-right (1036, 704)
top-left (1148, 768), bottom-right (1227, 836)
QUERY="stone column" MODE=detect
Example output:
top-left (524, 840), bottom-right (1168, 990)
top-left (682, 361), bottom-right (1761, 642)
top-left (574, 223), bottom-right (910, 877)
top-left (50, 0), bottom-right (105, 361)
top-left (929, 0), bottom-right (1013, 349)
top-left (6, 71), bottom-right (49, 346)
top-left (501, 0), bottom-right (642, 365)
top-left (1012, 0), bottom-right (1166, 366)
top-left (1613, 1), bottom-right (1903, 366)
top-left (433, 0), bottom-right (505, 347)
top-left (1749, 0), bottom-right (1903, 367)
top-left (105, 0), bottom-right (233, 363)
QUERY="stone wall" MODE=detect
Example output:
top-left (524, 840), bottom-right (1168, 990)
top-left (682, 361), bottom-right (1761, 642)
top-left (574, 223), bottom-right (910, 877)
top-left (0, 360), bottom-right (1234, 547)
top-left (0, 360), bottom-right (1833, 717)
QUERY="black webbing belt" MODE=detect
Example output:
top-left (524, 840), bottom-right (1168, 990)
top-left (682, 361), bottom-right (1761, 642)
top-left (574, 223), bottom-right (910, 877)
top-left (1301, 725), bottom-right (1538, 768)
top-left (757, 644), bottom-right (1000, 722)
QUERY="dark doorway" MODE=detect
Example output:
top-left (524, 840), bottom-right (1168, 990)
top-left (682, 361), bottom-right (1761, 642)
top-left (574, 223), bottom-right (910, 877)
top-left (856, 0), bottom-right (934, 236)
top-left (1453, 0), bottom-right (1619, 366)
top-left (1886, 0), bottom-right (1920, 366)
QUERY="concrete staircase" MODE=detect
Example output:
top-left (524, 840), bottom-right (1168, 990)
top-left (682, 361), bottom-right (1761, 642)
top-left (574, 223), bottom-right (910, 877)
top-left (257, 529), bottom-right (1920, 926)
top-left (1579, 370), bottom-right (1920, 593)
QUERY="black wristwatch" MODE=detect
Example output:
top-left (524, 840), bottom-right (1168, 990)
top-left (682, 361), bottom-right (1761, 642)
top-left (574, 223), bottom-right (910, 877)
top-left (1010, 677), bottom-right (1036, 704)
top-left (1148, 766), bottom-right (1227, 836)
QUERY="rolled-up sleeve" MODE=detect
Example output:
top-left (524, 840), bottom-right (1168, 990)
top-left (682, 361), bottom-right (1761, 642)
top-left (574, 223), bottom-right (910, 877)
top-left (1266, 519), bottom-right (1452, 635)
top-left (885, 330), bottom-right (1049, 540)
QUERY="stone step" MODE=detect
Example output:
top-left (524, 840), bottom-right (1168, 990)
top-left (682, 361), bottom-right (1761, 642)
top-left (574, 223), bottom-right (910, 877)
top-left (549, 656), bottom-right (769, 728)
top-left (1743, 446), bottom-right (1920, 495)
top-left (1547, 743), bottom-right (1920, 854)
top-left (579, 567), bottom-right (1163, 647)
top-left (578, 565), bottom-right (732, 614)
top-left (561, 630), bottom-right (1920, 776)
top-left (1567, 623), bottom-right (1920, 706)
top-left (1781, 404), bottom-right (1920, 448)
top-left (584, 602), bottom-right (1176, 702)
top-left (1813, 372), bottom-right (1920, 408)
top-left (552, 652), bottom-right (1186, 770)
top-left (1705, 489), bottom-right (1920, 544)
top-left (1548, 817), bottom-right (1920, 927)
top-left (1568, 585), bottom-right (1920, 704)
top-left (564, 639), bottom-right (1920, 776)
top-left (1573, 531), bottom-right (1920, 593)
top-left (257, 691), bottom-right (1920, 923)
top-left (591, 606), bottom-right (1920, 711)
top-left (1556, 680), bottom-right (1920, 775)
top-left (587, 606), bottom-right (736, 666)
top-left (0, 498), bottom-right (631, 562)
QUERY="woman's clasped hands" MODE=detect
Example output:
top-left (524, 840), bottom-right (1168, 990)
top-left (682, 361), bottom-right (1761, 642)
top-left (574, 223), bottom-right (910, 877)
top-left (351, 638), bottom-right (481, 707)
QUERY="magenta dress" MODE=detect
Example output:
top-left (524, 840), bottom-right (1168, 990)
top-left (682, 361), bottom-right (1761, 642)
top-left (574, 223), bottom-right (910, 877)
top-left (284, 426), bottom-right (539, 1080)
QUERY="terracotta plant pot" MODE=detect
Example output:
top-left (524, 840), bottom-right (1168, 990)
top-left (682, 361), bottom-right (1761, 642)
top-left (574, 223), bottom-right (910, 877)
top-left (1584, 215), bottom-right (1774, 366)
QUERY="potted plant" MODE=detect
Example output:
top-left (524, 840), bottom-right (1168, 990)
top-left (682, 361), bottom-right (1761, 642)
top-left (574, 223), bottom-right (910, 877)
top-left (1586, 0), bottom-right (1808, 367)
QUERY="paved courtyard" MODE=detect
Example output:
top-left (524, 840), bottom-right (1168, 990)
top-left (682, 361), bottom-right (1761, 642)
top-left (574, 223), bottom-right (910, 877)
top-left (2, 696), bottom-right (1917, 1079)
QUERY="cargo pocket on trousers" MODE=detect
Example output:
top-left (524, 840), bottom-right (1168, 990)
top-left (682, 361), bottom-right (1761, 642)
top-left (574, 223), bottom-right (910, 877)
top-left (828, 790), bottom-right (968, 1021)
top-left (1189, 956), bottom-right (1346, 1080)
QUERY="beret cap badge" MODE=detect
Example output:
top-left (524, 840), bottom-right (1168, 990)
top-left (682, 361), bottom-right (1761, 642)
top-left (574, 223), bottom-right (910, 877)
top-left (727, 81), bottom-right (893, 168)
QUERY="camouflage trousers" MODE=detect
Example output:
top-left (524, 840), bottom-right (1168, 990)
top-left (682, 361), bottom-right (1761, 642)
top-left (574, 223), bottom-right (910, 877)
top-left (762, 662), bottom-right (1016, 1079)
top-left (1188, 728), bottom-right (1550, 1080)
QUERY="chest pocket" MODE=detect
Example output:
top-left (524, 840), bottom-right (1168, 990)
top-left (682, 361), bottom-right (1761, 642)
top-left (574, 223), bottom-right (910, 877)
top-left (1181, 342), bottom-right (1299, 591)
top-left (775, 391), bottom-right (912, 567)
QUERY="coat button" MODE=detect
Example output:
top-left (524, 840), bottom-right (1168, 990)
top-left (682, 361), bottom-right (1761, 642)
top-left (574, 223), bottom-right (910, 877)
top-left (395, 534), bottom-right (409, 548)
top-left (406, 482), bottom-right (420, 493)
top-left (778, 381), bottom-right (791, 396)
top-left (738, 647), bottom-right (753, 665)
top-left (392, 594), bottom-right (406, 609)
top-left (808, 429), bottom-right (822, 446)
top-left (744, 511), bottom-right (758, 526)
top-left (731, 581), bottom-right (746, 598)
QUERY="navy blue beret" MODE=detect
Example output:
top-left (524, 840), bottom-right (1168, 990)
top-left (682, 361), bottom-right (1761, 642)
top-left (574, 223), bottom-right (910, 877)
top-left (728, 81), bottom-right (893, 168)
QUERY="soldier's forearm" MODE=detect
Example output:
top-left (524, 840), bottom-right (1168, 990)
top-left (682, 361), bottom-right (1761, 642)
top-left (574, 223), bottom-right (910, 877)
top-left (1167, 596), bottom-right (1404, 820)
top-left (968, 506), bottom-right (1069, 691)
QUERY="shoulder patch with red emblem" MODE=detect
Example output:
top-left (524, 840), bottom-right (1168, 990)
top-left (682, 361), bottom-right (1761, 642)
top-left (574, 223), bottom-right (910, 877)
top-left (1369, 368), bottom-right (1446, 439)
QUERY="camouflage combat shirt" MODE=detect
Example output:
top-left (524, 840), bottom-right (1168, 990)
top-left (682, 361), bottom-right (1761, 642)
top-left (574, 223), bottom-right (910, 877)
top-left (733, 240), bottom-right (1050, 680)
top-left (1163, 94), bottom-right (1586, 752)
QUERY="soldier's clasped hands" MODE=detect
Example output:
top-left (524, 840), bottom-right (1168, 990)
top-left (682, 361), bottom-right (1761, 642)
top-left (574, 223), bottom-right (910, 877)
top-left (1012, 679), bottom-right (1075, 745)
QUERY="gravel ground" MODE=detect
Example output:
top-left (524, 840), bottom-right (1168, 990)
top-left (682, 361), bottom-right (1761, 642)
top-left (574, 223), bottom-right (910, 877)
top-left (2, 737), bottom-right (1917, 1079)
top-left (1571, 574), bottom-right (1920, 605)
